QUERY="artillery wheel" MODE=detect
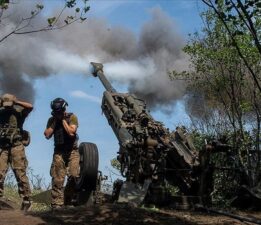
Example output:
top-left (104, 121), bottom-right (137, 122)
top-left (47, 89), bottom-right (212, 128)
top-left (76, 142), bottom-right (99, 191)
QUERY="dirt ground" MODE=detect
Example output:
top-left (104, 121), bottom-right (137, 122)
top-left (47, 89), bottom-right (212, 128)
top-left (1, 199), bottom-right (261, 225)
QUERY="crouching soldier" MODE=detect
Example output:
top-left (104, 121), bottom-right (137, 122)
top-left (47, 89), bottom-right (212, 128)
top-left (0, 93), bottom-right (33, 211)
top-left (44, 98), bottom-right (80, 210)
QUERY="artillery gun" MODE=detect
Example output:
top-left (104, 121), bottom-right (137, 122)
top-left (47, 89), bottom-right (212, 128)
top-left (90, 62), bottom-right (218, 205)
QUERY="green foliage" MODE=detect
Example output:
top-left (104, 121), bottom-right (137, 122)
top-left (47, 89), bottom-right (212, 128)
top-left (175, 6), bottom-right (260, 133)
top-left (47, 17), bottom-right (56, 26)
top-left (4, 186), bottom-right (50, 212)
top-left (240, 101), bottom-right (252, 112)
top-left (80, 17), bottom-right (87, 21)
top-left (202, 0), bottom-right (261, 93)
top-left (63, 0), bottom-right (89, 24)
top-left (66, 0), bottom-right (76, 8)
top-left (0, 0), bottom-right (8, 9)
top-left (220, 0), bottom-right (261, 23)
top-left (191, 130), bottom-right (242, 206)
top-left (111, 157), bottom-right (121, 171)
top-left (0, 0), bottom-right (8, 5)
top-left (190, 130), bottom-right (214, 150)
top-left (36, 4), bottom-right (44, 10)
top-left (0, 0), bottom-right (90, 43)
top-left (211, 169), bottom-right (241, 207)
top-left (84, 6), bottom-right (90, 13)
top-left (4, 186), bottom-right (20, 201)
top-left (3, 167), bottom-right (50, 212)
top-left (165, 183), bottom-right (179, 196)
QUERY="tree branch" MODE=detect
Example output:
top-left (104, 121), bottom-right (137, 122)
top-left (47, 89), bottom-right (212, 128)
top-left (201, 0), bottom-right (261, 93)
top-left (0, 1), bottom-right (89, 43)
top-left (236, 0), bottom-right (261, 56)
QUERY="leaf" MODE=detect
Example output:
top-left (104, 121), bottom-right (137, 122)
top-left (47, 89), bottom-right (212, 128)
top-left (80, 17), bottom-right (87, 21)
top-left (75, 7), bottom-right (80, 13)
top-left (225, 0), bottom-right (232, 7)
top-left (248, 1), bottom-right (254, 7)
top-left (233, 30), bottom-right (244, 36)
top-left (47, 17), bottom-right (56, 26)
top-left (0, 0), bottom-right (8, 7)
top-left (36, 4), bottom-right (44, 10)
top-left (84, 6), bottom-right (90, 13)
top-left (220, 12), bottom-right (227, 20)
top-left (47, 18), bottom-right (52, 26)
top-left (66, 0), bottom-right (76, 8)
top-left (227, 5), bottom-right (233, 11)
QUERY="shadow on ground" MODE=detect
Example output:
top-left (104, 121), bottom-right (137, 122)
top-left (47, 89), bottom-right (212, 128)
top-left (32, 203), bottom-right (200, 225)
top-left (0, 198), bottom-right (249, 225)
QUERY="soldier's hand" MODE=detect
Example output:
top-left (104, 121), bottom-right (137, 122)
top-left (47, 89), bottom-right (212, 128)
top-left (10, 94), bottom-right (17, 103)
top-left (2, 93), bottom-right (17, 104)
top-left (13, 96), bottom-right (17, 103)
top-left (52, 111), bottom-right (65, 121)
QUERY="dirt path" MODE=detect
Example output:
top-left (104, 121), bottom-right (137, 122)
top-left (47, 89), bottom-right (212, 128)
top-left (0, 210), bottom-right (46, 225)
top-left (1, 202), bottom-right (259, 225)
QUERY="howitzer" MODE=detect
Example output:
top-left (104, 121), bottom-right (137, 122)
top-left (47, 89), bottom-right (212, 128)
top-left (91, 62), bottom-right (212, 200)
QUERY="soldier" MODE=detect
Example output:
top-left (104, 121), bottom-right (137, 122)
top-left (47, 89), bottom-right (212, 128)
top-left (44, 98), bottom-right (80, 209)
top-left (0, 93), bottom-right (33, 211)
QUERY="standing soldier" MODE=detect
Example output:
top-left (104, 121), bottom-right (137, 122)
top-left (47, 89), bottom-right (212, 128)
top-left (44, 98), bottom-right (80, 210)
top-left (0, 93), bottom-right (33, 211)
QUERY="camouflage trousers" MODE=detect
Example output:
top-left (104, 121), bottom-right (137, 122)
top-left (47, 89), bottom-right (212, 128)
top-left (0, 144), bottom-right (31, 199)
top-left (50, 148), bottom-right (80, 207)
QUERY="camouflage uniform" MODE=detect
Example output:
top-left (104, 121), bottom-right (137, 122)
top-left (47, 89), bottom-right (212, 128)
top-left (0, 97), bottom-right (32, 201)
top-left (46, 113), bottom-right (80, 207)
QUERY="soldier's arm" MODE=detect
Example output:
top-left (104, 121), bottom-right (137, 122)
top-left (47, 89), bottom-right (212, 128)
top-left (15, 100), bottom-right (33, 111)
top-left (15, 99), bottom-right (33, 117)
top-left (62, 114), bottom-right (78, 136)
top-left (44, 118), bottom-right (56, 139)
top-left (44, 127), bottom-right (54, 139)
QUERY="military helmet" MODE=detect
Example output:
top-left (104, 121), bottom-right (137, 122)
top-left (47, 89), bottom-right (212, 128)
top-left (51, 97), bottom-right (68, 112)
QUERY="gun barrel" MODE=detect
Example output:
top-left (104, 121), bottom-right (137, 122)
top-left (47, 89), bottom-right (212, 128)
top-left (91, 62), bottom-right (116, 93)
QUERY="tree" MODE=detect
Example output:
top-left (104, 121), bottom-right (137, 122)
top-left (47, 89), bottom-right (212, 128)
top-left (0, 0), bottom-right (90, 43)
top-left (201, 0), bottom-right (261, 93)
top-left (170, 6), bottom-right (260, 201)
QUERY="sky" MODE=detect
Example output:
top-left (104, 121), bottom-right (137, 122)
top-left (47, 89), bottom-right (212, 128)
top-left (1, 0), bottom-right (206, 186)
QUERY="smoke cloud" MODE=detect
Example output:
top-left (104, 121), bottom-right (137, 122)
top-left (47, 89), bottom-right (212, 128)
top-left (0, 4), bottom-right (188, 110)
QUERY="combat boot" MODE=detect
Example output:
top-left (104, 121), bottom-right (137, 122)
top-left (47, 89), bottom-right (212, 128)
top-left (0, 194), bottom-right (3, 210)
top-left (51, 204), bottom-right (65, 213)
top-left (21, 197), bottom-right (32, 212)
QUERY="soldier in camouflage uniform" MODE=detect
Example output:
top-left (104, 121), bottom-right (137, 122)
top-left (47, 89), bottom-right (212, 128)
top-left (0, 93), bottom-right (33, 210)
top-left (44, 98), bottom-right (80, 209)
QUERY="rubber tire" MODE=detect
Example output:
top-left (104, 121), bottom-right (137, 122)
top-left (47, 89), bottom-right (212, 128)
top-left (76, 142), bottom-right (99, 191)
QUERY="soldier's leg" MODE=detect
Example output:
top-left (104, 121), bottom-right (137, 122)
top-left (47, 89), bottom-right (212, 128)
top-left (50, 152), bottom-right (66, 207)
top-left (64, 149), bottom-right (80, 205)
top-left (10, 145), bottom-right (31, 199)
top-left (0, 148), bottom-right (9, 197)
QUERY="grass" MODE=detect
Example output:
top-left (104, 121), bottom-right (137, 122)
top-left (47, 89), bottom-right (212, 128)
top-left (3, 185), bottom-right (51, 212)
